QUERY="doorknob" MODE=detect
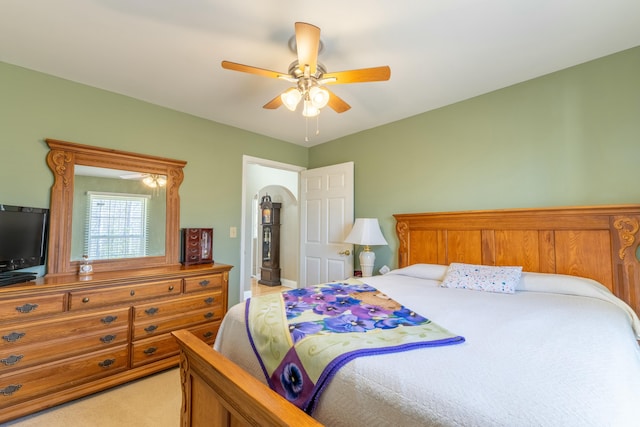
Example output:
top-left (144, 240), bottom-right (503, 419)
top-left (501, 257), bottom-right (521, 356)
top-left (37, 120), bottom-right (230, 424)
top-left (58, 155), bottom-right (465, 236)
top-left (339, 249), bottom-right (351, 256)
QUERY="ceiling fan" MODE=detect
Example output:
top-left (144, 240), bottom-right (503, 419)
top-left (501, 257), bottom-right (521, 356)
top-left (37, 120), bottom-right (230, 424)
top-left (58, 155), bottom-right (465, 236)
top-left (221, 22), bottom-right (391, 118)
top-left (120, 172), bottom-right (167, 188)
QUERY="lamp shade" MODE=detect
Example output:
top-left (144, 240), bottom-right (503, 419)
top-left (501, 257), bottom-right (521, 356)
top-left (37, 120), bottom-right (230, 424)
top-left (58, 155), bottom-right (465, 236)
top-left (302, 99), bottom-right (320, 118)
top-left (281, 88), bottom-right (302, 111)
top-left (344, 218), bottom-right (388, 246)
top-left (309, 86), bottom-right (330, 109)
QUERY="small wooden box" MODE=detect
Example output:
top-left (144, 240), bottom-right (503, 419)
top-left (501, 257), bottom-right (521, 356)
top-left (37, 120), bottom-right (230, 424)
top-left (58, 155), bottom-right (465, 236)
top-left (182, 228), bottom-right (214, 266)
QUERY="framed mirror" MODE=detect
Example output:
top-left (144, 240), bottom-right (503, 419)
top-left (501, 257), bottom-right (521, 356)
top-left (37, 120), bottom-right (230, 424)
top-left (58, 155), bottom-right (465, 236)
top-left (45, 138), bottom-right (186, 276)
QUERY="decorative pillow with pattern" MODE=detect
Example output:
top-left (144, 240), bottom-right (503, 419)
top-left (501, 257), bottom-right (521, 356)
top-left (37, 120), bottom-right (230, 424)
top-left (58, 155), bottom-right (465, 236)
top-left (441, 263), bottom-right (523, 294)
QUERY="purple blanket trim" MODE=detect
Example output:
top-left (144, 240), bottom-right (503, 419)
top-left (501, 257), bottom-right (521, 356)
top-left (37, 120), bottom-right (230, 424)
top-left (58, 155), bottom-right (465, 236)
top-left (244, 299), bottom-right (274, 391)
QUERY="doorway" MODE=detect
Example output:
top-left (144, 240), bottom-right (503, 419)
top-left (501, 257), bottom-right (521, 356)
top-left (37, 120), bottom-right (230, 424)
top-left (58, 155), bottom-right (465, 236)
top-left (240, 156), bottom-right (304, 301)
top-left (240, 156), bottom-right (355, 303)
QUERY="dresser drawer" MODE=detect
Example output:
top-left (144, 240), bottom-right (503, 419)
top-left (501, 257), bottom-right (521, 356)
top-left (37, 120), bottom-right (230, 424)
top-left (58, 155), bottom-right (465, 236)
top-left (131, 333), bottom-right (179, 368)
top-left (0, 307), bottom-right (129, 349)
top-left (133, 291), bottom-right (222, 321)
top-left (0, 326), bottom-right (128, 374)
top-left (132, 307), bottom-right (223, 340)
top-left (131, 320), bottom-right (221, 368)
top-left (183, 274), bottom-right (223, 293)
top-left (68, 279), bottom-right (182, 310)
top-left (0, 344), bottom-right (129, 407)
top-left (188, 321), bottom-right (222, 344)
top-left (0, 293), bottom-right (66, 322)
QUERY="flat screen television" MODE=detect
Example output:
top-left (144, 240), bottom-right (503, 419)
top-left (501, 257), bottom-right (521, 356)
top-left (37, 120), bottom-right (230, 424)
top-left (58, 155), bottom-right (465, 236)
top-left (0, 204), bottom-right (49, 273)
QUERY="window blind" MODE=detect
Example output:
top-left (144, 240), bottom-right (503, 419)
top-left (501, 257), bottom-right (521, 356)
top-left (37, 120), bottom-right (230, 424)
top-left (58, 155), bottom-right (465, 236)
top-left (85, 192), bottom-right (150, 260)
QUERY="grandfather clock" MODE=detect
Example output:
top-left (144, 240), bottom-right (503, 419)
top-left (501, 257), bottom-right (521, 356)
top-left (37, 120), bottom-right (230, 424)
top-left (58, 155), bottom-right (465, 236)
top-left (259, 195), bottom-right (281, 286)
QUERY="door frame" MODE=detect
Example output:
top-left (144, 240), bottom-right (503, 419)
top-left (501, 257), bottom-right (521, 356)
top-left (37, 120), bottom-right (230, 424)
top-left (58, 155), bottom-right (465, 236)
top-left (240, 155), bottom-right (305, 301)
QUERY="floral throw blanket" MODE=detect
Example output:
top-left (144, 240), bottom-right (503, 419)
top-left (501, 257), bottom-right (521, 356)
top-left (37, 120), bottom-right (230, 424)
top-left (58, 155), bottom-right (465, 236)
top-left (245, 279), bottom-right (465, 414)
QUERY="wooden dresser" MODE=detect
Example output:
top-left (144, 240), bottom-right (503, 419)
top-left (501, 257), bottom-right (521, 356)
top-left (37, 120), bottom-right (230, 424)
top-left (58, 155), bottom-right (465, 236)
top-left (0, 263), bottom-right (232, 423)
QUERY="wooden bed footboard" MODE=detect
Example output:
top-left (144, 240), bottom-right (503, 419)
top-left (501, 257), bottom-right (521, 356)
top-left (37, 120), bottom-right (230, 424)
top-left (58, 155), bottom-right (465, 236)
top-left (172, 329), bottom-right (323, 427)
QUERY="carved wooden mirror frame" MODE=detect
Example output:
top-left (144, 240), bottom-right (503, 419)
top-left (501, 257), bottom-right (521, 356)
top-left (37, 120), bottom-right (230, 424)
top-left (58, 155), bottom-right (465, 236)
top-left (45, 138), bottom-right (186, 276)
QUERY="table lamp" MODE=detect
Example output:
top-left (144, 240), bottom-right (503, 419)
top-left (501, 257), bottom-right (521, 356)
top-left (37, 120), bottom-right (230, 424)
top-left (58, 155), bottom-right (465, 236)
top-left (344, 218), bottom-right (388, 277)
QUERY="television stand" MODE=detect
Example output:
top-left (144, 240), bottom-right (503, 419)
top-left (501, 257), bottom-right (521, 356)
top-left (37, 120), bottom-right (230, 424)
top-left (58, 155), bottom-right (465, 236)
top-left (0, 271), bottom-right (37, 287)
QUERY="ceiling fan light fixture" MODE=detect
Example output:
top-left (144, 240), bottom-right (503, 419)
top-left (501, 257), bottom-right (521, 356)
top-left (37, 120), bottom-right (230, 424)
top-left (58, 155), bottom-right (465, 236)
top-left (143, 176), bottom-right (155, 187)
top-left (281, 87), bottom-right (302, 111)
top-left (143, 174), bottom-right (167, 188)
top-left (302, 99), bottom-right (320, 118)
top-left (221, 22), bottom-right (390, 139)
top-left (309, 86), bottom-right (329, 109)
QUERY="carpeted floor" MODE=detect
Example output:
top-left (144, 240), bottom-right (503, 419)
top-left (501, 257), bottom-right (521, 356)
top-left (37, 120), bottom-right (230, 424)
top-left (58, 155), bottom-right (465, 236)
top-left (3, 368), bottom-right (180, 427)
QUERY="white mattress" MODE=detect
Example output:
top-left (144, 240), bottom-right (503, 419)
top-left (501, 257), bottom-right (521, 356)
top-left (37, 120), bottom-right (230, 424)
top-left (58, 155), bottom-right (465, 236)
top-left (215, 264), bottom-right (640, 427)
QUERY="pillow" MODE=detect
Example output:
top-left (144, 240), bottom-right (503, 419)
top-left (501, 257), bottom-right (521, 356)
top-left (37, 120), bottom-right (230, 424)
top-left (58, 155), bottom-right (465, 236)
top-left (441, 262), bottom-right (522, 294)
top-left (386, 263), bottom-right (448, 281)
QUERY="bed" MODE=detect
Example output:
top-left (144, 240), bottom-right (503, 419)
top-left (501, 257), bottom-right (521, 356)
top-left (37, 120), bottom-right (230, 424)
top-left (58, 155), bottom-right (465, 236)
top-left (173, 204), bottom-right (640, 426)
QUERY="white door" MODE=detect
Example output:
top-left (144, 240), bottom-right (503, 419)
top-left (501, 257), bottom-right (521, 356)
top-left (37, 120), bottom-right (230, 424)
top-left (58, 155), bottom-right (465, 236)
top-left (300, 162), bottom-right (354, 286)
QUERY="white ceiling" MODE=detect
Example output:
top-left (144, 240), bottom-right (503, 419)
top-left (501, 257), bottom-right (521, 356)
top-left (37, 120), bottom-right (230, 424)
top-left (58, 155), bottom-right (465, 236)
top-left (2, 1), bottom-right (639, 147)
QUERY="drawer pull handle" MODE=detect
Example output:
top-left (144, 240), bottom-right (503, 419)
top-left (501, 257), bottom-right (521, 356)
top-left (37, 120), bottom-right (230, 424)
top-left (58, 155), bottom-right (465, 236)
top-left (204, 312), bottom-right (214, 319)
top-left (0, 384), bottom-right (22, 396)
top-left (98, 359), bottom-right (115, 368)
top-left (203, 331), bottom-right (214, 339)
top-left (145, 307), bottom-right (159, 316)
top-left (130, 290), bottom-right (136, 297)
top-left (100, 315), bottom-right (118, 324)
top-left (168, 285), bottom-right (175, 291)
top-left (82, 297), bottom-right (90, 303)
top-left (2, 332), bottom-right (25, 343)
top-left (0, 355), bottom-right (24, 366)
top-left (199, 280), bottom-right (210, 287)
top-left (100, 334), bottom-right (117, 344)
top-left (15, 303), bottom-right (39, 314)
top-left (144, 325), bottom-right (158, 333)
top-left (204, 297), bottom-right (215, 304)
top-left (143, 347), bottom-right (158, 355)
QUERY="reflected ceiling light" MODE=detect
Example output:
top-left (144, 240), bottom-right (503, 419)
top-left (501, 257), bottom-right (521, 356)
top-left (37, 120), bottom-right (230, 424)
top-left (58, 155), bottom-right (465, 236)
top-left (143, 174), bottom-right (167, 188)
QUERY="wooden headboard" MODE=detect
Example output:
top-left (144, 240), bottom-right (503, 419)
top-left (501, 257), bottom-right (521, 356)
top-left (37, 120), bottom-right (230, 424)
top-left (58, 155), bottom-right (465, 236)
top-left (394, 205), bottom-right (640, 316)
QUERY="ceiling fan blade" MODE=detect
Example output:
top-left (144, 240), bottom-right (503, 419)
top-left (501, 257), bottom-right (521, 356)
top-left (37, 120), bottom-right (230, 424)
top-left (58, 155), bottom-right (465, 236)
top-left (326, 89), bottom-right (351, 113)
top-left (221, 61), bottom-right (284, 79)
top-left (295, 22), bottom-right (321, 75)
top-left (263, 95), bottom-right (283, 110)
top-left (120, 172), bottom-right (147, 180)
top-left (323, 66), bottom-right (391, 84)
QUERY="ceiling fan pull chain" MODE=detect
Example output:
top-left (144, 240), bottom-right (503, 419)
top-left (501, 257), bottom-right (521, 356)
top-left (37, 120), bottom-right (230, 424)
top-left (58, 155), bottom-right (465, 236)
top-left (315, 115), bottom-right (320, 136)
top-left (305, 117), bottom-right (310, 142)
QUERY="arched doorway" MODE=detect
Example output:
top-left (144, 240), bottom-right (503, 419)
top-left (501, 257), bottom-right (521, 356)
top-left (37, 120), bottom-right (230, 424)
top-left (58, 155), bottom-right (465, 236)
top-left (252, 185), bottom-right (298, 289)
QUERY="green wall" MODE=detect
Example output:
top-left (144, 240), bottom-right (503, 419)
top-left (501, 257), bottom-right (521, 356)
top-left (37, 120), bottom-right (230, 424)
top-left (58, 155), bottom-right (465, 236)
top-left (310, 46), bottom-right (640, 271)
top-left (0, 62), bottom-right (308, 305)
top-left (2, 46), bottom-right (639, 301)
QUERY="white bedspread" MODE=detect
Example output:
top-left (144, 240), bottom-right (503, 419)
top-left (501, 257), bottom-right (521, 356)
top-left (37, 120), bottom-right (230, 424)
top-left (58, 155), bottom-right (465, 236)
top-left (215, 265), bottom-right (640, 427)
